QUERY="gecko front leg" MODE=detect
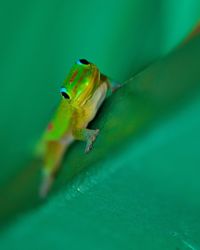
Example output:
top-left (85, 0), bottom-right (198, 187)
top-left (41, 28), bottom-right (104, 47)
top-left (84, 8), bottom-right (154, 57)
top-left (73, 128), bottom-right (99, 153)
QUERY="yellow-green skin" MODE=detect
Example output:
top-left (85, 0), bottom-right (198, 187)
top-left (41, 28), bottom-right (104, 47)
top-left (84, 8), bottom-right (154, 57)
top-left (37, 59), bottom-right (120, 197)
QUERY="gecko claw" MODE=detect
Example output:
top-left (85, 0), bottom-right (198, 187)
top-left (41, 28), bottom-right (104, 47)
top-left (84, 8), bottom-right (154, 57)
top-left (85, 129), bottom-right (99, 153)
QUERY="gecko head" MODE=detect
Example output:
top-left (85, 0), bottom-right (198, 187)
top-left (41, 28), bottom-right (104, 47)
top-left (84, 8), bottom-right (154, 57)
top-left (60, 59), bottom-right (100, 106)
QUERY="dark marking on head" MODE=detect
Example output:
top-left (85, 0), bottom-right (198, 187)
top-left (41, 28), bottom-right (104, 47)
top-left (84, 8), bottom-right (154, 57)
top-left (78, 68), bottom-right (88, 83)
top-left (47, 123), bottom-right (53, 131)
top-left (70, 70), bottom-right (78, 83)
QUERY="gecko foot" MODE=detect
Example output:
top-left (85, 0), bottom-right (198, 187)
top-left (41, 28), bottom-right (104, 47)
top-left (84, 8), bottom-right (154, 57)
top-left (85, 129), bottom-right (99, 153)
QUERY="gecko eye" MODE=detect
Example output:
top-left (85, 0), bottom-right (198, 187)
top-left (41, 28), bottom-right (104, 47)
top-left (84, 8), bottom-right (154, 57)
top-left (77, 58), bottom-right (90, 65)
top-left (60, 87), bottom-right (70, 99)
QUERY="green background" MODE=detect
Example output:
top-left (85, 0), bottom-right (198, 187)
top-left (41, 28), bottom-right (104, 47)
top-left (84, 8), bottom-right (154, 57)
top-left (0, 0), bottom-right (200, 249)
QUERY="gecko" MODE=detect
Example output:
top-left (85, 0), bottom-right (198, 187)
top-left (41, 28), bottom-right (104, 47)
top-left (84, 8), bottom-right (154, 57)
top-left (36, 59), bottom-right (121, 197)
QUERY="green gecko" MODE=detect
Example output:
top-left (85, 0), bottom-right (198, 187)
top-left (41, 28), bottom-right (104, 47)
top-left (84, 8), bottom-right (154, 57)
top-left (37, 59), bottom-right (121, 197)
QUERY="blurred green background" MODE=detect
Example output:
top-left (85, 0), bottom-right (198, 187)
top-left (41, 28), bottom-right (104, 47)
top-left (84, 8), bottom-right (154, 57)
top-left (0, 0), bottom-right (200, 249)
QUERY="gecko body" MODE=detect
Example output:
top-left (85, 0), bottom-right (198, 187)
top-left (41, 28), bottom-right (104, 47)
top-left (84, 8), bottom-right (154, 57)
top-left (37, 59), bottom-right (120, 197)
